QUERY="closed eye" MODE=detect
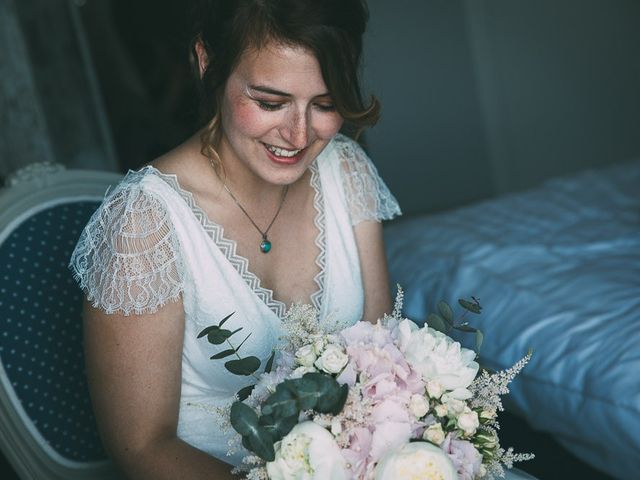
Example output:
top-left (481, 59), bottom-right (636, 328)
top-left (256, 100), bottom-right (284, 111)
top-left (314, 103), bottom-right (336, 112)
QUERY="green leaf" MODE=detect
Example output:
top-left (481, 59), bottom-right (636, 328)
top-left (225, 356), bottom-right (261, 376)
top-left (475, 330), bottom-right (484, 352)
top-left (230, 402), bottom-right (275, 461)
top-left (264, 350), bottom-right (276, 373)
top-left (259, 414), bottom-right (298, 442)
top-left (437, 301), bottom-right (454, 323)
top-left (235, 332), bottom-right (252, 354)
top-left (210, 348), bottom-right (236, 360)
top-left (218, 311), bottom-right (235, 328)
top-left (297, 373), bottom-right (347, 415)
top-left (230, 402), bottom-right (259, 436)
top-left (427, 313), bottom-right (447, 333)
top-left (317, 383), bottom-right (348, 415)
top-left (236, 385), bottom-right (256, 401)
top-left (458, 298), bottom-right (482, 314)
top-left (261, 383), bottom-right (299, 418)
top-left (207, 327), bottom-right (243, 345)
top-left (197, 325), bottom-right (217, 339)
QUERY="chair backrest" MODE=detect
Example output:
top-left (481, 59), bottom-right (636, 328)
top-left (0, 164), bottom-right (123, 480)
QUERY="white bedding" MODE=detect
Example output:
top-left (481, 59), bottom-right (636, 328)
top-left (384, 160), bottom-right (640, 480)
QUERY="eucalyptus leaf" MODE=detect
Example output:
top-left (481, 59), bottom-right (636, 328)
top-left (225, 356), bottom-right (261, 376)
top-left (264, 350), bottom-right (276, 374)
top-left (427, 313), bottom-right (447, 333)
top-left (230, 402), bottom-right (275, 461)
top-left (261, 383), bottom-right (299, 418)
top-left (218, 311), bottom-right (235, 328)
top-left (197, 325), bottom-right (217, 339)
top-left (297, 373), bottom-right (347, 414)
top-left (437, 301), bottom-right (454, 323)
top-left (235, 332), bottom-right (252, 353)
top-left (207, 327), bottom-right (230, 345)
top-left (316, 383), bottom-right (348, 415)
top-left (259, 414), bottom-right (298, 442)
top-left (237, 384), bottom-right (256, 401)
top-left (210, 348), bottom-right (236, 360)
top-left (458, 298), bottom-right (482, 314)
top-left (230, 402), bottom-right (259, 436)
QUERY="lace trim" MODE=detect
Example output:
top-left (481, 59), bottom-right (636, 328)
top-left (333, 134), bottom-right (402, 225)
top-left (147, 165), bottom-right (326, 318)
top-left (69, 169), bottom-right (185, 316)
top-left (309, 162), bottom-right (326, 311)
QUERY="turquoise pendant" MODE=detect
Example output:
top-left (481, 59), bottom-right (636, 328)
top-left (260, 237), bottom-right (272, 253)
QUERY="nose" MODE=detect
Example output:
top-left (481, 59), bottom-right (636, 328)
top-left (279, 108), bottom-right (309, 149)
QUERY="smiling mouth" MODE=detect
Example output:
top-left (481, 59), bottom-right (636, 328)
top-left (262, 142), bottom-right (304, 158)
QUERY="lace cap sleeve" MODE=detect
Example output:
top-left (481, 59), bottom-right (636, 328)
top-left (69, 170), bottom-right (185, 316)
top-left (334, 135), bottom-right (402, 225)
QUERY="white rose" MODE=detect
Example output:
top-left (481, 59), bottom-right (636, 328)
top-left (434, 404), bottom-right (448, 418)
top-left (423, 423), bottom-right (445, 445)
top-left (457, 408), bottom-right (480, 436)
top-left (267, 421), bottom-right (348, 480)
top-left (375, 442), bottom-right (456, 480)
top-left (295, 345), bottom-right (317, 368)
top-left (426, 380), bottom-right (444, 400)
top-left (408, 394), bottom-right (430, 419)
top-left (441, 394), bottom-right (466, 417)
top-left (401, 323), bottom-right (479, 392)
top-left (314, 344), bottom-right (349, 374)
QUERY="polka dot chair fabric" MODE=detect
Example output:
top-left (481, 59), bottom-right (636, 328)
top-left (0, 201), bottom-right (107, 463)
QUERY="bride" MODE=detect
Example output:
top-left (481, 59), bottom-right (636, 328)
top-left (71, 0), bottom-right (399, 478)
top-left (71, 1), bottom-right (537, 478)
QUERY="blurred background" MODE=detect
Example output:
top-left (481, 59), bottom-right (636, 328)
top-left (1, 0), bottom-right (639, 478)
top-left (2, 0), bottom-right (638, 215)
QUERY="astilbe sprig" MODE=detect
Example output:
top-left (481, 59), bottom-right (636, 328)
top-left (469, 352), bottom-right (532, 413)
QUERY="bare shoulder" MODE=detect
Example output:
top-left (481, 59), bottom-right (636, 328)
top-left (148, 133), bottom-right (219, 196)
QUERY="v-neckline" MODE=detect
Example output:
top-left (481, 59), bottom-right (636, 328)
top-left (143, 163), bottom-right (327, 319)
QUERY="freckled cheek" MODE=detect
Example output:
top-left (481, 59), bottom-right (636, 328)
top-left (313, 115), bottom-right (344, 140)
top-left (227, 102), bottom-right (275, 137)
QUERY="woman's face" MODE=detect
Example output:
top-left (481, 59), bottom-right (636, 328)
top-left (217, 42), bottom-right (344, 187)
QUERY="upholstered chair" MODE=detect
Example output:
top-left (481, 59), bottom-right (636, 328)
top-left (0, 163), bottom-right (122, 480)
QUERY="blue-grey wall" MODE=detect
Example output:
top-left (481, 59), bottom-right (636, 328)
top-left (363, 0), bottom-right (640, 215)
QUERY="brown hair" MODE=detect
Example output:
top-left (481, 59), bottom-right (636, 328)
top-left (190, 0), bottom-right (380, 162)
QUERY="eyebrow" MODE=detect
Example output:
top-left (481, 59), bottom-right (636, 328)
top-left (248, 85), bottom-right (331, 98)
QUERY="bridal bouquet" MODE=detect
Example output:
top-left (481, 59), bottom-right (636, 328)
top-left (200, 289), bottom-right (533, 479)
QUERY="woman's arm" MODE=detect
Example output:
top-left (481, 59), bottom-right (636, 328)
top-left (83, 298), bottom-right (236, 479)
top-left (354, 220), bottom-right (393, 323)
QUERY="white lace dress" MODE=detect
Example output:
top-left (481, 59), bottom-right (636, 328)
top-left (70, 134), bottom-right (401, 465)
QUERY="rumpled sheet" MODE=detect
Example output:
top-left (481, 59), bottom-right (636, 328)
top-left (385, 160), bottom-right (640, 480)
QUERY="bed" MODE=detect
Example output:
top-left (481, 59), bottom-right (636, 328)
top-left (384, 160), bottom-right (640, 480)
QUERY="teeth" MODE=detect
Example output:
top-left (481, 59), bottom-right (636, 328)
top-left (265, 143), bottom-right (301, 157)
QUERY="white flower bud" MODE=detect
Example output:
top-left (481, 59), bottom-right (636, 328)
top-left (426, 380), bottom-right (444, 399)
top-left (331, 418), bottom-right (343, 436)
top-left (295, 345), bottom-right (317, 367)
top-left (457, 407), bottom-right (480, 436)
top-left (409, 394), bottom-right (430, 418)
top-left (434, 404), bottom-right (448, 418)
top-left (423, 423), bottom-right (445, 445)
top-left (479, 409), bottom-right (496, 422)
top-left (441, 394), bottom-right (466, 417)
